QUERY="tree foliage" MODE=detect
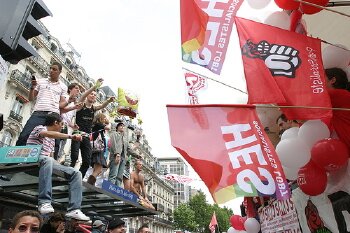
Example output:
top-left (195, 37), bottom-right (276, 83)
top-left (173, 191), bottom-right (235, 233)
top-left (174, 203), bottom-right (197, 231)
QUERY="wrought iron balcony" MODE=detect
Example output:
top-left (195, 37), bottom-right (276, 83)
top-left (27, 55), bottom-right (49, 76)
top-left (153, 216), bottom-right (173, 225)
top-left (9, 70), bottom-right (32, 90)
top-left (9, 110), bottom-right (23, 123)
top-left (38, 34), bottom-right (51, 48)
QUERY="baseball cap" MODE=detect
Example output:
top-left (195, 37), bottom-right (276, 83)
top-left (93, 220), bottom-right (105, 228)
top-left (108, 218), bottom-right (125, 230)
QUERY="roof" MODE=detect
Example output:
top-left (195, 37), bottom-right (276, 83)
top-left (0, 163), bottom-right (160, 220)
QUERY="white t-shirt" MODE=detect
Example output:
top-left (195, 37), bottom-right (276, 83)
top-left (33, 78), bottom-right (67, 113)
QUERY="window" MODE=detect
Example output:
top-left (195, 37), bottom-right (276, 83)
top-left (50, 42), bottom-right (57, 52)
top-left (1, 131), bottom-right (13, 147)
top-left (12, 97), bottom-right (24, 115)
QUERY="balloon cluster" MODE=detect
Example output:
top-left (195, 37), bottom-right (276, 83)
top-left (276, 120), bottom-right (349, 196)
top-left (227, 215), bottom-right (260, 233)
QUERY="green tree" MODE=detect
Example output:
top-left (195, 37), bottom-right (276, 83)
top-left (173, 190), bottom-right (236, 233)
top-left (174, 203), bottom-right (197, 232)
top-left (188, 191), bottom-right (212, 233)
top-left (212, 204), bottom-right (233, 232)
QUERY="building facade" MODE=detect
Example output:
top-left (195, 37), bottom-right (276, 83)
top-left (158, 157), bottom-right (191, 208)
top-left (0, 22), bottom-right (175, 233)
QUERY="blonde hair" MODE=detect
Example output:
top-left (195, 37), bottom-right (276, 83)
top-left (93, 113), bottom-right (107, 125)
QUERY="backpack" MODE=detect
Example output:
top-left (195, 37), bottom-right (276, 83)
top-left (91, 133), bottom-right (105, 153)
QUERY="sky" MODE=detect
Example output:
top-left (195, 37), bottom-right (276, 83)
top-left (40, 0), bottom-right (281, 214)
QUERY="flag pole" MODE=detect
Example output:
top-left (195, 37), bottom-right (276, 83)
top-left (182, 67), bottom-right (248, 94)
top-left (294, 0), bottom-right (350, 18)
top-left (256, 104), bottom-right (350, 112)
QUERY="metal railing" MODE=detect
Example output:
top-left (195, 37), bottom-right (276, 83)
top-left (27, 55), bottom-right (50, 75)
top-left (9, 110), bottom-right (23, 123)
top-left (9, 70), bottom-right (32, 90)
top-left (153, 216), bottom-right (173, 225)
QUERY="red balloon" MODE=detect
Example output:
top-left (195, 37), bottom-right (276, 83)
top-left (297, 161), bottom-right (327, 196)
top-left (275, 0), bottom-right (300, 10)
top-left (301, 0), bottom-right (329, 14)
top-left (311, 138), bottom-right (349, 171)
top-left (230, 215), bottom-right (245, 230)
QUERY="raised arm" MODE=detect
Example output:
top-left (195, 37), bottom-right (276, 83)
top-left (78, 78), bottom-right (104, 103)
top-left (94, 96), bottom-right (115, 111)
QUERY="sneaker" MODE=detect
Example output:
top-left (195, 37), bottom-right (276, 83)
top-left (38, 203), bottom-right (54, 214)
top-left (65, 209), bottom-right (90, 221)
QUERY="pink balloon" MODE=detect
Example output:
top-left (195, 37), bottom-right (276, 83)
top-left (230, 215), bottom-right (245, 231)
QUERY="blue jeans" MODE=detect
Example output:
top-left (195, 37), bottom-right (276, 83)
top-left (108, 155), bottom-right (126, 187)
top-left (38, 155), bottom-right (82, 211)
top-left (16, 111), bottom-right (49, 146)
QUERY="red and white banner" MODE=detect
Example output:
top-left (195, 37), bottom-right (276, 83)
top-left (182, 0), bottom-right (244, 74)
top-left (162, 173), bottom-right (196, 184)
top-left (258, 198), bottom-right (301, 233)
top-left (235, 17), bottom-right (332, 120)
top-left (167, 104), bottom-right (290, 204)
top-left (184, 71), bottom-right (207, 104)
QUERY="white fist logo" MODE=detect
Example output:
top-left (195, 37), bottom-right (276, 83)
top-left (242, 40), bottom-right (301, 78)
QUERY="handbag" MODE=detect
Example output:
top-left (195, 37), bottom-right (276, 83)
top-left (91, 133), bottom-right (105, 153)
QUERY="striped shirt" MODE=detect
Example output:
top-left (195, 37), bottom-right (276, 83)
top-left (33, 78), bottom-right (67, 113)
top-left (27, 125), bottom-right (55, 157)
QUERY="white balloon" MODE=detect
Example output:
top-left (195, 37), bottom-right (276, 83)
top-left (228, 227), bottom-right (240, 233)
top-left (264, 11), bottom-right (290, 30)
top-left (247, 0), bottom-right (271, 9)
top-left (276, 138), bottom-right (311, 169)
top-left (244, 218), bottom-right (261, 233)
top-left (298, 120), bottom-right (330, 148)
top-left (281, 127), bottom-right (299, 140)
top-left (283, 166), bottom-right (298, 180)
top-left (322, 44), bottom-right (350, 69)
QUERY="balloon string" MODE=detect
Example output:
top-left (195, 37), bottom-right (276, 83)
top-left (294, 0), bottom-right (350, 18)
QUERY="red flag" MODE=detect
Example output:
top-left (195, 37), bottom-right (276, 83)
top-left (181, 0), bottom-right (209, 54)
top-left (167, 104), bottom-right (290, 204)
top-left (182, 0), bottom-right (244, 74)
top-left (234, 17), bottom-right (332, 120)
top-left (209, 212), bottom-right (218, 233)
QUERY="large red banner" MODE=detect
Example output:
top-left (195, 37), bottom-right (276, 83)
top-left (235, 17), bottom-right (332, 120)
top-left (167, 104), bottom-right (290, 204)
top-left (182, 0), bottom-right (244, 74)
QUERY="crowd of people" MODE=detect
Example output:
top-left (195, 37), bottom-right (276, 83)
top-left (8, 62), bottom-right (153, 222)
top-left (8, 210), bottom-right (152, 233)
